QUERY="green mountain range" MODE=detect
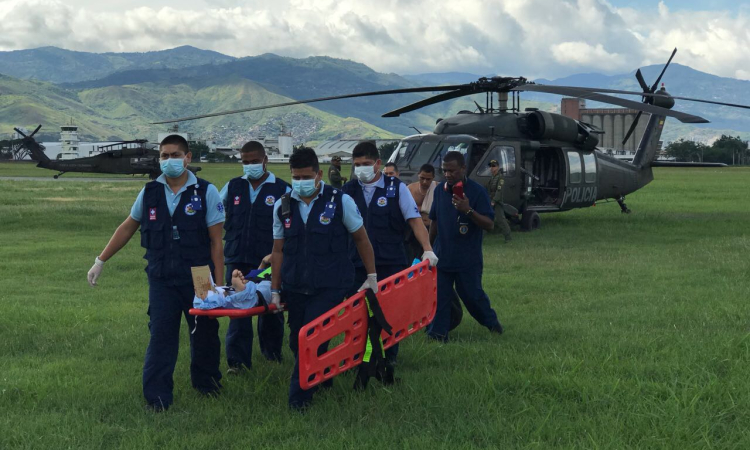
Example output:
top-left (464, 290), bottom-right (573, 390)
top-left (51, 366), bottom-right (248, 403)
top-left (0, 46), bottom-right (234, 84)
top-left (0, 73), bottom-right (400, 145)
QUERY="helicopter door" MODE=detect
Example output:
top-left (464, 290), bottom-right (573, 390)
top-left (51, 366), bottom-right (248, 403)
top-left (562, 150), bottom-right (597, 208)
top-left (474, 144), bottom-right (519, 207)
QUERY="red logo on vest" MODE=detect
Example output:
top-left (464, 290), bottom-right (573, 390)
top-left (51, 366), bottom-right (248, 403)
top-left (149, 208), bottom-right (157, 221)
top-left (284, 217), bottom-right (291, 229)
top-left (234, 195), bottom-right (241, 205)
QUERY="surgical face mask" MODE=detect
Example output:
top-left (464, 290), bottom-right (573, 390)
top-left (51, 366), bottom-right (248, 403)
top-left (292, 178), bottom-right (318, 197)
top-left (243, 163), bottom-right (265, 180)
top-left (355, 165), bottom-right (376, 183)
top-left (160, 157), bottom-right (186, 178)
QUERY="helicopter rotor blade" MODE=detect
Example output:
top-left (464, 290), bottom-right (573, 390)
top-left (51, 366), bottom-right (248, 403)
top-left (13, 127), bottom-right (28, 138)
top-left (635, 69), bottom-right (649, 93)
top-left (29, 124), bottom-right (42, 138)
top-left (621, 110), bottom-right (643, 145)
top-left (546, 85), bottom-right (750, 110)
top-left (513, 84), bottom-right (708, 123)
top-left (151, 84), bottom-right (469, 124)
top-left (382, 90), bottom-right (474, 117)
top-left (650, 47), bottom-right (677, 92)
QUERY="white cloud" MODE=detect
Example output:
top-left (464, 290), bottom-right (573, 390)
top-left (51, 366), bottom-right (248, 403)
top-left (0, 0), bottom-right (747, 79)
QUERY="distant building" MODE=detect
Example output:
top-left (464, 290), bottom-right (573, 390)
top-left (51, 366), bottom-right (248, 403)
top-left (59, 125), bottom-right (81, 160)
top-left (561, 98), bottom-right (652, 158)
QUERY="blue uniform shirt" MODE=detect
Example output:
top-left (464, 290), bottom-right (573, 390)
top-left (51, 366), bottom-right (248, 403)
top-left (358, 175), bottom-right (421, 220)
top-left (130, 172), bottom-right (225, 227)
top-left (219, 172), bottom-right (290, 205)
top-left (272, 181), bottom-right (363, 239)
top-left (429, 178), bottom-right (494, 272)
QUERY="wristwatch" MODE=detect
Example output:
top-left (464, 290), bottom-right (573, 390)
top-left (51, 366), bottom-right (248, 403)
top-left (466, 208), bottom-right (474, 217)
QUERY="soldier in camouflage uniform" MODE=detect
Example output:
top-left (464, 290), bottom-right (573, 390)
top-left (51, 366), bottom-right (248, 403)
top-left (486, 159), bottom-right (512, 242)
top-left (328, 155), bottom-right (347, 188)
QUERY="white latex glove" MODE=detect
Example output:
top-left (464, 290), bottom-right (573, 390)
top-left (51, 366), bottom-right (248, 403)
top-left (358, 273), bottom-right (378, 293)
top-left (87, 257), bottom-right (105, 287)
top-left (422, 250), bottom-right (439, 268)
top-left (270, 291), bottom-right (283, 313)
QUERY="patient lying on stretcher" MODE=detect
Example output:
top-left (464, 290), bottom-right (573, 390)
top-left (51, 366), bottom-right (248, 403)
top-left (192, 256), bottom-right (272, 311)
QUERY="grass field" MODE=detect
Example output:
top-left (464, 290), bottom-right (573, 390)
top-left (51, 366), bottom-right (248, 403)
top-left (1, 162), bottom-right (749, 449)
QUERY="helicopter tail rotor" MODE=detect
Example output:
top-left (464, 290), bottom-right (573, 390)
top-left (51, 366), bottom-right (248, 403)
top-left (622, 49), bottom-right (677, 145)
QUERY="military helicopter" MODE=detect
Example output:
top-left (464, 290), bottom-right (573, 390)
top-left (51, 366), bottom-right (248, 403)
top-left (14, 125), bottom-right (201, 179)
top-left (153, 49), bottom-right (749, 230)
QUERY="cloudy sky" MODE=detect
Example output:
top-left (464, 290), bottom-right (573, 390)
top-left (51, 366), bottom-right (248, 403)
top-left (1, 0), bottom-right (748, 80)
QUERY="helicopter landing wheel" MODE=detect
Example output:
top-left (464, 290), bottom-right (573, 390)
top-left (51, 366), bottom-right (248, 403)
top-left (521, 211), bottom-right (540, 231)
top-left (53, 174), bottom-right (59, 179)
top-left (617, 196), bottom-right (631, 214)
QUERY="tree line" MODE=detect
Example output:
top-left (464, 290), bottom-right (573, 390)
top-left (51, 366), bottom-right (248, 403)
top-left (665, 135), bottom-right (749, 165)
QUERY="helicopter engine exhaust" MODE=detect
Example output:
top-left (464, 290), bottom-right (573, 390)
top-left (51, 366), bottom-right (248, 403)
top-left (524, 111), bottom-right (598, 150)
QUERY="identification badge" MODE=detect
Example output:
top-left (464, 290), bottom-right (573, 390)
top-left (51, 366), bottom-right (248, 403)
top-left (190, 195), bottom-right (203, 211)
top-left (322, 201), bottom-right (336, 219)
top-left (459, 222), bottom-right (469, 235)
top-left (149, 208), bottom-right (157, 221)
top-left (172, 225), bottom-right (180, 240)
top-left (386, 183), bottom-right (396, 198)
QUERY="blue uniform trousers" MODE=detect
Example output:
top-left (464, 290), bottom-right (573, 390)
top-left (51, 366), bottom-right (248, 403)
top-left (285, 288), bottom-right (347, 409)
top-left (351, 264), bottom-right (406, 363)
top-left (224, 263), bottom-right (285, 369)
top-left (427, 268), bottom-right (500, 342)
top-left (143, 279), bottom-right (222, 408)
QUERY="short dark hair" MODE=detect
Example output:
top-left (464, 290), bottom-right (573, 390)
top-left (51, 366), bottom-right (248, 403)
top-left (419, 164), bottom-right (435, 175)
top-left (241, 140), bottom-right (265, 155)
top-left (159, 134), bottom-right (189, 154)
top-left (385, 162), bottom-right (398, 171)
top-left (352, 141), bottom-right (379, 160)
top-left (443, 151), bottom-right (465, 167)
top-left (290, 147), bottom-right (319, 172)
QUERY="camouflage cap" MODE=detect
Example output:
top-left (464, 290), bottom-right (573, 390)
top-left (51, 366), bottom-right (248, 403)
top-left (331, 155), bottom-right (342, 162)
top-left (488, 159), bottom-right (499, 167)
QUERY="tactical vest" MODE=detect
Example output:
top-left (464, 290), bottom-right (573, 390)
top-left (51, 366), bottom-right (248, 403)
top-left (140, 178), bottom-right (214, 285)
top-left (343, 176), bottom-right (408, 267)
top-left (223, 175), bottom-right (289, 265)
top-left (278, 185), bottom-right (354, 293)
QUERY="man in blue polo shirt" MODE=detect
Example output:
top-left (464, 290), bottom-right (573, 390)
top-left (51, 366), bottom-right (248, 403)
top-left (219, 141), bottom-right (290, 372)
top-left (86, 134), bottom-right (226, 412)
top-left (427, 151), bottom-right (503, 342)
top-left (270, 147), bottom-right (377, 410)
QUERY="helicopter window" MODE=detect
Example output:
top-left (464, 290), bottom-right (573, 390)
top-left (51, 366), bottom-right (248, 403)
top-left (476, 145), bottom-right (515, 177)
top-left (430, 142), bottom-right (468, 169)
top-left (567, 151), bottom-right (582, 184)
top-left (390, 141), bottom-right (418, 166)
top-left (583, 153), bottom-right (596, 183)
top-left (407, 141), bottom-right (439, 170)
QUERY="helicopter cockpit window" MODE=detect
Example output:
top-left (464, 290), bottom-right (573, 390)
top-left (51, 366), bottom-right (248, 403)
top-left (476, 145), bottom-right (515, 177)
top-left (567, 151), bottom-right (582, 184)
top-left (583, 153), bottom-right (596, 183)
top-left (431, 142), bottom-right (468, 170)
top-left (389, 141), bottom-right (418, 166)
top-left (407, 141), bottom-right (439, 170)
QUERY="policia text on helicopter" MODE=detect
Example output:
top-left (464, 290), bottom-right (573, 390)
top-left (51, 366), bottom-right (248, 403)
top-left (85, 137), bottom-right (501, 411)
